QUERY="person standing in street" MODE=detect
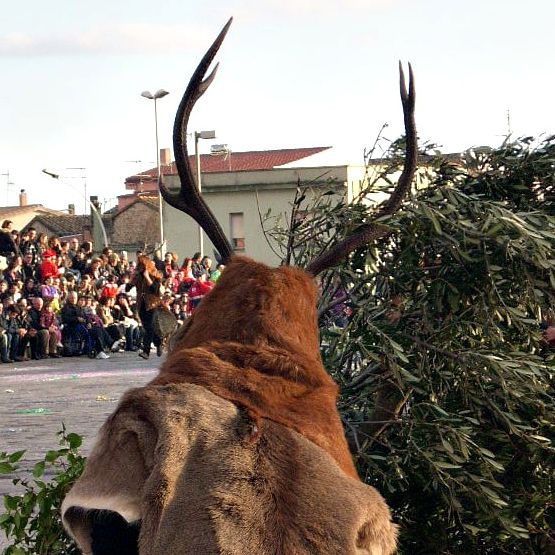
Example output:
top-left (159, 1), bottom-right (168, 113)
top-left (129, 255), bottom-right (163, 359)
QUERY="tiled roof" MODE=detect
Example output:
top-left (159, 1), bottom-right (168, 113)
top-left (25, 215), bottom-right (91, 236)
top-left (116, 195), bottom-right (159, 216)
top-left (125, 147), bottom-right (332, 183)
top-left (0, 205), bottom-right (62, 219)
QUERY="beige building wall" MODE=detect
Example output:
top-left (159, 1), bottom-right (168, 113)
top-left (162, 165), bottom-right (365, 266)
top-left (161, 162), bottom-right (436, 267)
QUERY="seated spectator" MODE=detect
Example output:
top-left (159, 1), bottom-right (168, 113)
top-left (6, 303), bottom-right (30, 362)
top-left (164, 252), bottom-right (178, 278)
top-left (0, 280), bottom-right (9, 302)
top-left (4, 256), bottom-right (24, 286)
top-left (85, 256), bottom-right (105, 285)
top-left (0, 301), bottom-right (12, 363)
top-left (211, 263), bottom-right (225, 282)
top-left (8, 281), bottom-right (22, 303)
top-left (27, 297), bottom-right (59, 359)
top-left (60, 291), bottom-right (92, 357)
top-left (112, 293), bottom-right (140, 351)
top-left (78, 274), bottom-right (97, 299)
top-left (69, 250), bottom-right (87, 279)
top-left (67, 237), bottom-right (80, 260)
top-left (39, 249), bottom-right (60, 282)
top-left (40, 300), bottom-right (62, 356)
top-left (21, 252), bottom-right (39, 282)
top-left (96, 296), bottom-right (123, 351)
top-left (40, 276), bottom-right (60, 312)
top-left (181, 257), bottom-right (194, 278)
top-left (0, 220), bottom-right (20, 262)
top-left (100, 274), bottom-right (119, 300)
top-left (191, 252), bottom-right (204, 278)
top-left (20, 228), bottom-right (39, 264)
top-left (22, 278), bottom-right (40, 300)
top-left (187, 274), bottom-right (215, 313)
top-left (80, 296), bottom-right (113, 358)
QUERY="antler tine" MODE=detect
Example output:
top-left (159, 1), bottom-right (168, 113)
top-left (305, 62), bottom-right (417, 276)
top-left (160, 17), bottom-right (234, 263)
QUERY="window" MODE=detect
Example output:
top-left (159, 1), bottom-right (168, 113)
top-left (230, 212), bottom-right (245, 250)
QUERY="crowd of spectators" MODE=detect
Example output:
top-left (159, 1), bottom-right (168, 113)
top-left (0, 219), bottom-right (223, 362)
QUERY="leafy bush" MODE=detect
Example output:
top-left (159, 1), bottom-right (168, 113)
top-left (0, 426), bottom-right (84, 555)
top-left (267, 136), bottom-right (555, 553)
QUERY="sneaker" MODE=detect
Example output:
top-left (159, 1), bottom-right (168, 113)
top-left (110, 340), bottom-right (121, 352)
top-left (96, 351), bottom-right (110, 360)
top-left (138, 351), bottom-right (149, 360)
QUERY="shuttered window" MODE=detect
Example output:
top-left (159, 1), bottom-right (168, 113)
top-left (230, 212), bottom-right (245, 250)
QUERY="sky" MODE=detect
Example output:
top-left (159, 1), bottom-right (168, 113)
top-left (0, 0), bottom-right (553, 214)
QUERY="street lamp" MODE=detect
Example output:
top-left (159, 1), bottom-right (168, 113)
top-left (194, 130), bottom-right (216, 256)
top-left (141, 89), bottom-right (169, 252)
top-left (41, 169), bottom-right (109, 247)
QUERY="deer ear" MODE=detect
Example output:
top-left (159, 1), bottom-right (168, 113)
top-left (61, 407), bottom-right (153, 552)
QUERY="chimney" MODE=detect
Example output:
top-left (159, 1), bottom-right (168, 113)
top-left (90, 196), bottom-right (101, 213)
top-left (68, 204), bottom-right (75, 215)
top-left (19, 189), bottom-right (28, 207)
top-left (160, 148), bottom-right (171, 167)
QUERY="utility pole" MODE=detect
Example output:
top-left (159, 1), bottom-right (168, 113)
top-left (0, 171), bottom-right (14, 205)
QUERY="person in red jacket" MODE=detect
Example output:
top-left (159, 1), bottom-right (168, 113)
top-left (39, 249), bottom-right (60, 282)
top-left (187, 274), bottom-right (214, 313)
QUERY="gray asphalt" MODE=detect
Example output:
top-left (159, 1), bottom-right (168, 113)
top-left (0, 351), bottom-right (160, 549)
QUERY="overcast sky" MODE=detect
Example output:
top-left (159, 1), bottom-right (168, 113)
top-left (0, 0), bottom-right (552, 214)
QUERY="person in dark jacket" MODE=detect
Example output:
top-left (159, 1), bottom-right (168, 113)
top-left (61, 291), bottom-right (91, 356)
top-left (0, 220), bottom-right (20, 262)
top-left (28, 296), bottom-right (58, 358)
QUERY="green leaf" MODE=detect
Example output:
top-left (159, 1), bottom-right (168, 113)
top-left (0, 462), bottom-right (14, 474)
top-left (66, 433), bottom-right (83, 450)
top-left (434, 461), bottom-right (462, 470)
top-left (33, 461), bottom-right (45, 478)
top-left (8, 450), bottom-right (25, 464)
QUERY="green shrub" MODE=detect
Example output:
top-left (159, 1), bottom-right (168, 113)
top-left (266, 136), bottom-right (555, 553)
top-left (0, 425), bottom-right (84, 555)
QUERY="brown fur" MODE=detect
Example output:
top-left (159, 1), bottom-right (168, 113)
top-left (63, 256), bottom-right (397, 553)
top-left (63, 384), bottom-right (397, 554)
top-left (157, 256), bottom-right (358, 479)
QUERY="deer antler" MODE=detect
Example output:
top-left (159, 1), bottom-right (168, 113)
top-left (306, 63), bottom-right (416, 276)
top-left (159, 18), bottom-right (234, 263)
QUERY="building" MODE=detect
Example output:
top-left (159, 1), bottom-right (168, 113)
top-left (124, 147), bottom-right (370, 265)
top-left (0, 190), bottom-right (67, 232)
top-left (125, 146), bottom-right (437, 266)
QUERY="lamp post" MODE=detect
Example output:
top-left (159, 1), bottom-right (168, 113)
top-left (41, 169), bottom-right (109, 247)
top-left (141, 89), bottom-right (169, 253)
top-left (194, 130), bottom-right (216, 256)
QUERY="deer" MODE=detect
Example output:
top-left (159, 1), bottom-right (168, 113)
top-left (62, 16), bottom-right (416, 555)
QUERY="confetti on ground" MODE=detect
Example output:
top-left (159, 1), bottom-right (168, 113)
top-left (95, 395), bottom-right (117, 402)
top-left (14, 408), bottom-right (52, 415)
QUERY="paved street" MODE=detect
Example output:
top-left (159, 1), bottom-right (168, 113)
top-left (0, 352), bottom-right (160, 498)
